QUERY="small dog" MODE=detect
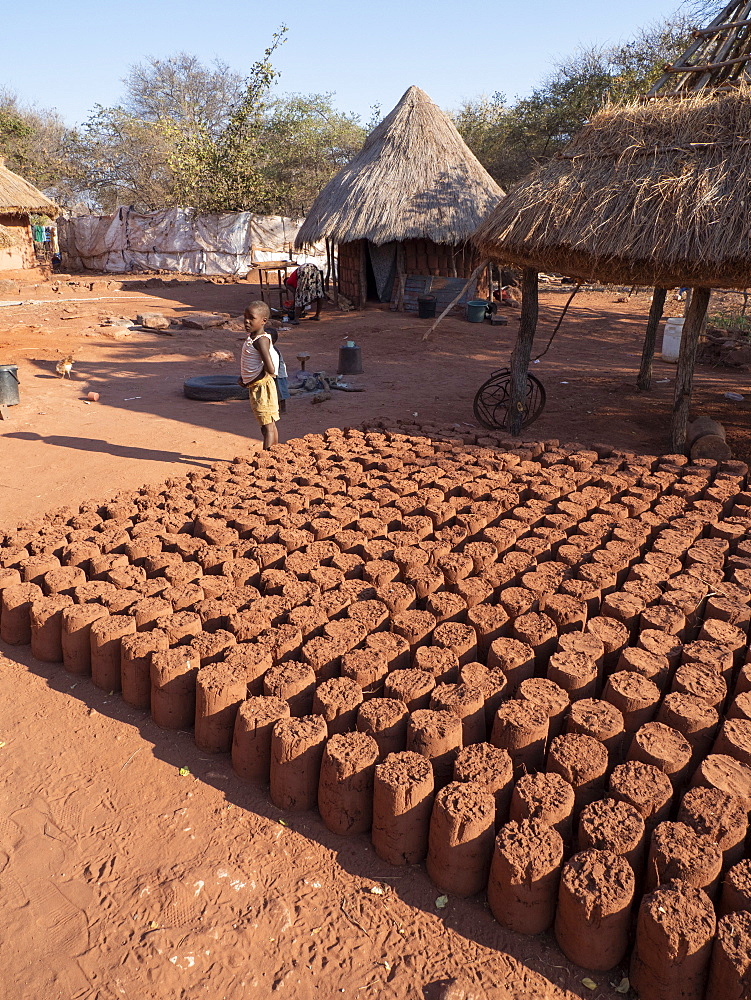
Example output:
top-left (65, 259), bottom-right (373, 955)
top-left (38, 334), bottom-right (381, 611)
top-left (56, 356), bottom-right (74, 378)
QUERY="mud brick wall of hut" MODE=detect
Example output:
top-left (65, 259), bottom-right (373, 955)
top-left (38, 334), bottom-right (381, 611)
top-left (0, 214), bottom-right (35, 271)
top-left (337, 239), bottom-right (488, 308)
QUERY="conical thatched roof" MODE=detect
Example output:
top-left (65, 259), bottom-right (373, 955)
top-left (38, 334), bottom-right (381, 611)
top-left (295, 86), bottom-right (503, 248)
top-left (649, 0), bottom-right (751, 97)
top-left (0, 159), bottom-right (56, 216)
top-left (473, 89), bottom-right (751, 289)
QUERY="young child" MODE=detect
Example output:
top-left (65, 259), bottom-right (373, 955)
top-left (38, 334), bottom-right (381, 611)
top-left (239, 301), bottom-right (280, 449)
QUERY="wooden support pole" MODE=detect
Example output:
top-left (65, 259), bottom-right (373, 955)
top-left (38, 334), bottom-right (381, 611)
top-left (671, 286), bottom-right (711, 454)
top-left (637, 287), bottom-right (667, 391)
top-left (510, 267), bottom-right (539, 436)
top-left (422, 260), bottom-right (488, 340)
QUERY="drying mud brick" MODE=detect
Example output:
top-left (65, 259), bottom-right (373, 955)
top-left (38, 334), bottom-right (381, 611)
top-left (555, 849), bottom-right (635, 970)
top-left (317, 732), bottom-right (379, 836)
top-left (578, 798), bottom-right (646, 877)
top-left (407, 709), bottom-right (463, 788)
top-left (156, 609), bottom-right (202, 646)
top-left (364, 630), bottom-right (410, 671)
top-left (706, 910), bottom-right (751, 1000)
top-left (426, 781), bottom-right (496, 897)
top-left (646, 821), bottom-right (723, 898)
top-left (510, 612), bottom-right (557, 670)
top-left (222, 644), bottom-right (273, 695)
top-left (61, 603), bottom-right (108, 675)
top-left (603, 671), bottom-right (661, 733)
top-left (425, 591), bottom-right (467, 626)
top-left (691, 754), bottom-right (751, 811)
top-left (557, 631), bottom-right (605, 674)
top-left (683, 639), bottom-right (735, 685)
top-left (90, 614), bottom-right (136, 692)
top-left (150, 647), bottom-right (199, 730)
top-left (547, 733), bottom-right (609, 815)
top-left (566, 698), bottom-right (625, 761)
top-left (263, 661), bottom-right (316, 717)
top-left (657, 692), bottom-right (719, 763)
top-left (728, 690), bottom-right (751, 722)
top-left (540, 594), bottom-right (587, 634)
top-left (430, 683), bottom-right (486, 746)
top-left (719, 860), bottom-right (751, 917)
top-left (486, 637), bottom-right (536, 691)
top-left (546, 650), bottom-right (598, 701)
top-left (22, 554), bottom-right (61, 586)
top-left (487, 819), bottom-right (564, 935)
top-left (459, 662), bottom-right (508, 727)
top-left (631, 880), bottom-right (716, 1000)
top-left (617, 646), bottom-right (669, 686)
top-left (517, 677), bottom-right (569, 740)
top-left (384, 668), bottom-right (435, 711)
top-left (356, 697), bottom-right (409, 760)
top-left (42, 565), bottom-right (87, 597)
top-left (269, 715), bottom-right (328, 811)
top-left (713, 718), bottom-right (751, 768)
top-left (510, 772), bottom-right (575, 842)
top-left (413, 645), bottom-right (460, 685)
top-left (585, 616), bottom-right (629, 672)
top-left (431, 622), bottom-right (478, 666)
top-left (628, 722), bottom-right (692, 789)
top-left (194, 663), bottom-right (248, 753)
top-left (453, 743), bottom-right (514, 825)
top-left (491, 700), bottom-right (549, 774)
top-left (391, 609), bottom-right (437, 652)
top-left (30, 594), bottom-right (73, 662)
top-left (120, 629), bottom-right (169, 709)
top-left (340, 648), bottom-right (389, 697)
top-left (678, 786), bottom-right (748, 871)
top-left (1, 582), bottom-right (43, 645)
top-left (466, 604), bottom-right (509, 659)
top-left (231, 696), bottom-right (290, 782)
top-left (371, 750), bottom-right (435, 865)
top-left (672, 662), bottom-right (727, 711)
top-left (312, 677), bottom-right (363, 735)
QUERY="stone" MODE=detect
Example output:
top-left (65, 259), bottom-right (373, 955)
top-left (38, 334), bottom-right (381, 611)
top-left (181, 312), bottom-right (230, 329)
top-left (137, 312), bottom-right (171, 330)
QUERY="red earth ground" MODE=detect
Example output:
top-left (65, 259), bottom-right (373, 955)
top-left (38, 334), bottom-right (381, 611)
top-left (0, 270), bottom-right (748, 1000)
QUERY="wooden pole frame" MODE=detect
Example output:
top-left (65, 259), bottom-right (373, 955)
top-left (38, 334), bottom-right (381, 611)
top-left (510, 267), bottom-right (539, 436)
top-left (671, 286), bottom-right (711, 453)
top-left (637, 287), bottom-right (667, 391)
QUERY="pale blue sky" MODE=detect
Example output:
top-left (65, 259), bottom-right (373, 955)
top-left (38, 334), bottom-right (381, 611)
top-left (9, 1), bottom-right (691, 125)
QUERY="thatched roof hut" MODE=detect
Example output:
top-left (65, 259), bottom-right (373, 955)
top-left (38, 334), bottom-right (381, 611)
top-left (296, 86), bottom-right (503, 309)
top-left (472, 88), bottom-right (751, 450)
top-left (473, 89), bottom-right (751, 289)
top-left (0, 158), bottom-right (56, 217)
top-left (0, 158), bottom-right (57, 271)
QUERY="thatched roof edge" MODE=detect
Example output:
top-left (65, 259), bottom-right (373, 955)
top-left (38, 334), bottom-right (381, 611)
top-left (0, 159), bottom-right (57, 216)
top-left (296, 86), bottom-right (503, 248)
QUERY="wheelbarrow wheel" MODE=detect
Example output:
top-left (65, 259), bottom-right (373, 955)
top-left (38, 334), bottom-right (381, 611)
top-left (473, 368), bottom-right (546, 431)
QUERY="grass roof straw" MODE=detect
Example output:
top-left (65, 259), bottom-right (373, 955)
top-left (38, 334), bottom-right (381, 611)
top-left (0, 159), bottom-right (57, 216)
top-left (295, 86), bottom-right (503, 248)
top-left (473, 89), bottom-right (751, 289)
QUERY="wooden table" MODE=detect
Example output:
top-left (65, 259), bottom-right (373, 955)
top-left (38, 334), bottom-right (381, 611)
top-left (254, 260), bottom-right (295, 312)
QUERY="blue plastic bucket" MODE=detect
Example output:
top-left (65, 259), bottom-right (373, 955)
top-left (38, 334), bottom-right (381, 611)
top-left (466, 300), bottom-right (488, 323)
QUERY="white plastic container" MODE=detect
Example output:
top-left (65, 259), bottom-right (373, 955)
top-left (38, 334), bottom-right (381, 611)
top-left (660, 317), bottom-right (685, 363)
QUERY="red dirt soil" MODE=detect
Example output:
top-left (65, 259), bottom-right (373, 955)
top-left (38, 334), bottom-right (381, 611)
top-left (2, 271), bottom-right (751, 1000)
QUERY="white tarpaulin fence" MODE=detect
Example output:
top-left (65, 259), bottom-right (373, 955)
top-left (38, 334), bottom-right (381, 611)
top-left (58, 206), bottom-right (327, 275)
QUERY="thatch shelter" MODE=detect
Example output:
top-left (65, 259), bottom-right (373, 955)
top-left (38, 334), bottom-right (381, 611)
top-left (0, 158), bottom-right (57, 271)
top-left (295, 86), bottom-right (504, 309)
top-left (473, 88), bottom-right (751, 450)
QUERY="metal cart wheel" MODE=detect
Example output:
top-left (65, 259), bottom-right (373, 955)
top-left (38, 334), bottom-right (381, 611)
top-left (473, 367), bottom-right (546, 431)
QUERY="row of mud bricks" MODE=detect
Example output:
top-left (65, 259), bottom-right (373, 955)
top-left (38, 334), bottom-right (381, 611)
top-left (2, 419), bottom-right (751, 999)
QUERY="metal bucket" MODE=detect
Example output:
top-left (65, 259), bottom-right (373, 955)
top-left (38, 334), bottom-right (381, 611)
top-left (0, 365), bottom-right (19, 406)
top-left (338, 344), bottom-right (363, 375)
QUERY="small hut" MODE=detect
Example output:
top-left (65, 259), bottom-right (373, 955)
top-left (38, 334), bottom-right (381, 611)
top-left (0, 159), bottom-right (57, 271)
top-left (295, 86), bottom-right (504, 310)
top-left (473, 87), bottom-right (751, 450)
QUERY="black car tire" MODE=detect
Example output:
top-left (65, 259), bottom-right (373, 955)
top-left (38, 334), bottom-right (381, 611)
top-left (183, 375), bottom-right (248, 401)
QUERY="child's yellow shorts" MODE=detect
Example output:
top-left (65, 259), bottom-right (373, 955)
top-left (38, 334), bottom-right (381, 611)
top-left (248, 373), bottom-right (279, 426)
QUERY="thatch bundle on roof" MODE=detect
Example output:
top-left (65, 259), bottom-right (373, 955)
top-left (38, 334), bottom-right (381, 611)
top-left (296, 86), bottom-right (503, 309)
top-left (473, 89), bottom-right (751, 289)
top-left (0, 158), bottom-right (56, 216)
